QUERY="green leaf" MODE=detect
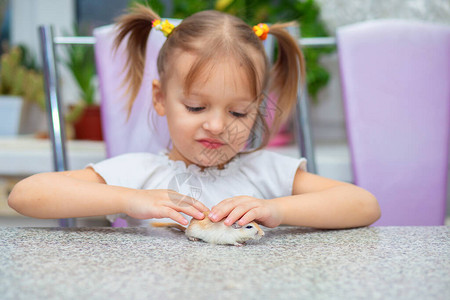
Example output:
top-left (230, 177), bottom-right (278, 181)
top-left (63, 25), bottom-right (96, 106)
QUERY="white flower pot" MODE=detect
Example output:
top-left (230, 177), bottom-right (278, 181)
top-left (18, 100), bottom-right (47, 135)
top-left (0, 96), bottom-right (24, 136)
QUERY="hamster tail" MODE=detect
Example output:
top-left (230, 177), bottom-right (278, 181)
top-left (151, 222), bottom-right (186, 232)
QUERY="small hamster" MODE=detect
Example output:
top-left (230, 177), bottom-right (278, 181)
top-left (151, 212), bottom-right (264, 246)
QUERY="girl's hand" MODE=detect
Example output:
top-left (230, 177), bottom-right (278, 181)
top-left (124, 189), bottom-right (209, 225)
top-left (208, 196), bottom-right (282, 228)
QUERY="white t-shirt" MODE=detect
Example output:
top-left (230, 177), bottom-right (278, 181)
top-left (89, 149), bottom-right (307, 226)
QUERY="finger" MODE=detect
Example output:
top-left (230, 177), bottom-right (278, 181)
top-left (209, 198), bottom-right (238, 222)
top-left (238, 208), bottom-right (263, 226)
top-left (164, 207), bottom-right (189, 225)
top-left (168, 191), bottom-right (209, 213)
top-left (171, 196), bottom-right (208, 219)
top-left (190, 198), bottom-right (210, 214)
top-left (164, 199), bottom-right (204, 220)
top-left (211, 196), bottom-right (258, 223)
top-left (177, 205), bottom-right (206, 220)
top-left (224, 205), bottom-right (253, 226)
top-left (166, 190), bottom-right (193, 207)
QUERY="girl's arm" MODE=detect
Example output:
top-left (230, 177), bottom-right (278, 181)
top-left (274, 168), bottom-right (381, 228)
top-left (9, 169), bottom-right (127, 218)
top-left (8, 168), bottom-right (207, 224)
top-left (209, 168), bottom-right (380, 229)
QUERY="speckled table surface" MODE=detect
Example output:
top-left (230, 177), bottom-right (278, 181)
top-left (0, 226), bottom-right (449, 300)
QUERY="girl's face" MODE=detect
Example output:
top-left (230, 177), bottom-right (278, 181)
top-left (152, 52), bottom-right (262, 168)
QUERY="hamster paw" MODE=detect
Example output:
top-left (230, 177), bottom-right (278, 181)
top-left (188, 236), bottom-right (201, 242)
top-left (233, 242), bottom-right (245, 247)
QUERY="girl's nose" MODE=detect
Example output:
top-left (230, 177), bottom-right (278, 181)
top-left (202, 113), bottom-right (226, 135)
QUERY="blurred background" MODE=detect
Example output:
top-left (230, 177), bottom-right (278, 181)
top-left (0, 0), bottom-right (449, 226)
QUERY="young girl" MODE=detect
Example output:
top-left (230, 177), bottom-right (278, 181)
top-left (8, 5), bottom-right (380, 229)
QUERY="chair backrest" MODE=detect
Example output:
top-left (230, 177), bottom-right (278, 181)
top-left (93, 19), bottom-right (181, 158)
top-left (337, 19), bottom-right (450, 225)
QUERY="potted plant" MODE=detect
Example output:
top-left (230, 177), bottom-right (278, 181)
top-left (64, 29), bottom-right (102, 141)
top-left (0, 46), bottom-right (46, 136)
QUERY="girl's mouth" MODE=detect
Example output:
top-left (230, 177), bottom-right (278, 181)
top-left (198, 139), bottom-right (224, 149)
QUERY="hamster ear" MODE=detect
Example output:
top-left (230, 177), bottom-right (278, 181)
top-left (152, 79), bottom-right (166, 116)
top-left (231, 223), bottom-right (242, 229)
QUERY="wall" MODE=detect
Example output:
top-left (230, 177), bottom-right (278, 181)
top-left (11, 0), bottom-right (78, 105)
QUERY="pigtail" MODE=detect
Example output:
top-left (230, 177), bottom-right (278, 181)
top-left (114, 4), bottom-right (160, 114)
top-left (267, 22), bottom-right (306, 137)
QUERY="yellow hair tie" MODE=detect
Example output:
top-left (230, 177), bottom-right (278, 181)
top-left (152, 19), bottom-right (175, 37)
top-left (253, 23), bottom-right (270, 41)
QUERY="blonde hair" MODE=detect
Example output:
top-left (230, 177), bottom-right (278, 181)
top-left (115, 4), bottom-right (305, 150)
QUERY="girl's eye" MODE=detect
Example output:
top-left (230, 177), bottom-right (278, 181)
top-left (185, 105), bottom-right (205, 112)
top-left (230, 111), bottom-right (247, 118)
top-left (185, 105), bottom-right (246, 117)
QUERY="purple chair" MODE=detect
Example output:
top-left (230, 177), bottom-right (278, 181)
top-left (93, 20), bottom-right (181, 227)
top-left (93, 22), bottom-right (181, 158)
top-left (337, 19), bottom-right (450, 225)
